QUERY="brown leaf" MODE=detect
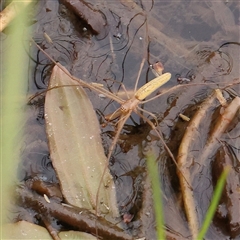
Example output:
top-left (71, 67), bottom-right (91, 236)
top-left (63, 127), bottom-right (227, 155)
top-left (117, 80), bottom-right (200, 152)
top-left (45, 65), bottom-right (118, 216)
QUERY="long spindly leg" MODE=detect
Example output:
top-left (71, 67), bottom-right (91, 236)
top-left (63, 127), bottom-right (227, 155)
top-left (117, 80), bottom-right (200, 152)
top-left (141, 80), bottom-right (240, 105)
top-left (31, 39), bottom-right (126, 105)
top-left (135, 109), bottom-right (176, 163)
top-left (95, 110), bottom-right (132, 216)
top-left (137, 105), bottom-right (158, 125)
top-left (134, 109), bottom-right (191, 187)
top-left (134, 57), bottom-right (146, 92)
top-left (104, 78), bottom-right (132, 100)
top-left (103, 56), bottom-right (146, 109)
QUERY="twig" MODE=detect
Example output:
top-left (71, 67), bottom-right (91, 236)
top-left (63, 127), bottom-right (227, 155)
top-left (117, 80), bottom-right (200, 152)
top-left (16, 186), bottom-right (133, 240)
top-left (60, 0), bottom-right (106, 35)
top-left (41, 217), bottom-right (61, 240)
top-left (177, 91), bottom-right (219, 238)
top-left (177, 92), bottom-right (240, 238)
top-left (198, 96), bottom-right (240, 165)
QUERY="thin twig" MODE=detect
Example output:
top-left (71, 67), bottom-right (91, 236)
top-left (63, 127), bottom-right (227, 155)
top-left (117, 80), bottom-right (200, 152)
top-left (16, 186), bottom-right (133, 240)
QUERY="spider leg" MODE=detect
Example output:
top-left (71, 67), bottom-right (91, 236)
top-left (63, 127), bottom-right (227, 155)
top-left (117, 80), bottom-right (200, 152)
top-left (95, 111), bottom-right (132, 216)
top-left (137, 105), bottom-right (158, 125)
top-left (134, 109), bottom-right (191, 188)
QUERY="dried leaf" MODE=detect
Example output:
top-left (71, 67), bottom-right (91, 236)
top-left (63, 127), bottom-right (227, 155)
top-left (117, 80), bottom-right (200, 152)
top-left (45, 65), bottom-right (118, 216)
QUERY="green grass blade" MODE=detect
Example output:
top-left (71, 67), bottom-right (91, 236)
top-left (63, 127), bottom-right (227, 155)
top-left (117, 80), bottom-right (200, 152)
top-left (1, 0), bottom-right (32, 236)
top-left (146, 153), bottom-right (165, 240)
top-left (197, 167), bottom-right (230, 240)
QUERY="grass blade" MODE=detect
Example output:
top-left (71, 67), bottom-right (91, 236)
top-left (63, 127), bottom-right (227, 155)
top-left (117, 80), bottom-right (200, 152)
top-left (146, 153), bottom-right (166, 240)
top-left (197, 167), bottom-right (230, 240)
top-left (1, 0), bottom-right (32, 237)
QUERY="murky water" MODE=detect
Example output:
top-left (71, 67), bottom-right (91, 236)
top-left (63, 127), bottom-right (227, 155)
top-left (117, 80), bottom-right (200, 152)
top-left (2, 0), bottom-right (239, 239)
